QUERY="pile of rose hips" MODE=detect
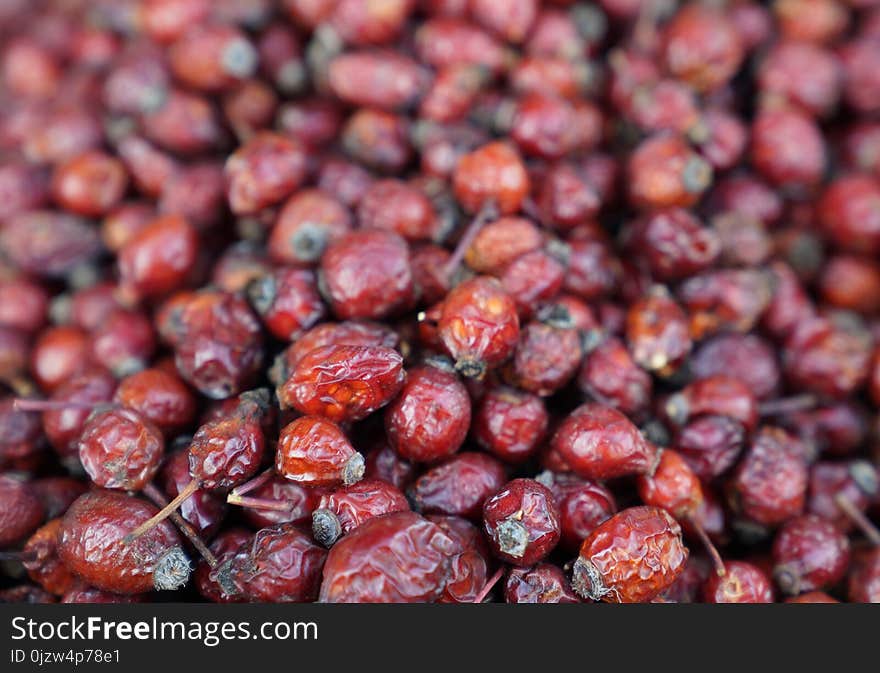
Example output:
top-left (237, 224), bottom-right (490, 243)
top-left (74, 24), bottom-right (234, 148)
top-left (1, 0), bottom-right (880, 605)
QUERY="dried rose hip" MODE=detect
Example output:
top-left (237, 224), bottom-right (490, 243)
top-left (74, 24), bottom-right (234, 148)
top-left (572, 506), bottom-right (688, 603)
top-left (277, 344), bottom-right (405, 422)
top-left (482, 478), bottom-right (560, 566)
top-left (58, 490), bottom-right (190, 594)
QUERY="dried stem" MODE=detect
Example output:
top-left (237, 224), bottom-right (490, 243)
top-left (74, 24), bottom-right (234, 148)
top-left (142, 483), bottom-right (217, 568)
top-left (124, 479), bottom-right (200, 544)
top-left (473, 565), bottom-right (506, 604)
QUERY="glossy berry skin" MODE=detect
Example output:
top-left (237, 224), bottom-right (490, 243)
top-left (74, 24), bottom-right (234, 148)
top-left (114, 368), bottom-right (196, 436)
top-left (78, 408), bottom-right (164, 492)
top-left (0, 475), bottom-right (45, 547)
top-left (505, 564), bottom-right (581, 604)
top-left (572, 506), bottom-right (688, 603)
top-left (473, 386), bottom-right (547, 464)
top-left (276, 416), bottom-right (364, 488)
top-left (277, 344), bottom-right (405, 422)
top-left (772, 514), bottom-right (850, 595)
top-left (319, 229), bottom-right (413, 320)
top-left (188, 390), bottom-right (268, 491)
top-left (578, 337), bottom-right (652, 419)
top-left (409, 452), bottom-right (506, 520)
top-left (452, 141), bottom-right (530, 215)
top-left (637, 449), bottom-right (703, 520)
top-left (224, 525), bottom-right (327, 603)
top-left (312, 479), bottom-right (410, 547)
top-left (542, 473), bottom-right (617, 552)
top-left (320, 511), bottom-right (459, 603)
top-left (465, 217), bottom-right (542, 275)
top-left (22, 519), bottom-right (77, 596)
top-left (225, 132), bottom-right (307, 215)
top-left (678, 269), bottom-right (772, 340)
top-left (509, 322), bottom-right (582, 396)
top-left (247, 267), bottom-right (325, 341)
top-left (438, 276), bottom-right (520, 378)
top-left (171, 290), bottom-right (264, 399)
top-left (482, 478), bottom-right (560, 566)
top-left (118, 214), bottom-right (198, 300)
top-left (58, 490), bottom-right (189, 594)
top-left (385, 364), bottom-right (470, 463)
top-left (675, 415), bottom-right (745, 481)
top-left (703, 561), bottom-right (774, 603)
top-left (730, 427), bottom-right (808, 527)
top-left (551, 403), bottom-right (658, 481)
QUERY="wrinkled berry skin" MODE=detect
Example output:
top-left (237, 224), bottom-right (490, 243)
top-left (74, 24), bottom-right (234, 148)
top-left (224, 525), bottom-right (327, 603)
top-left (171, 290), bottom-right (264, 399)
top-left (772, 515), bottom-right (850, 595)
top-left (189, 390), bottom-right (267, 491)
top-left (482, 478), bottom-right (560, 566)
top-left (278, 344), bottom-right (405, 422)
top-left (730, 427), bottom-right (808, 527)
top-left (22, 519), bottom-right (77, 596)
top-left (276, 416), bottom-right (364, 488)
top-left (625, 209), bottom-right (720, 282)
top-left (505, 564), bottom-right (581, 604)
top-left (320, 511), bottom-right (459, 603)
top-left (807, 461), bottom-right (877, 532)
top-left (0, 475), bottom-right (45, 547)
top-left (197, 528), bottom-right (251, 603)
top-left (409, 452), bottom-right (506, 520)
top-left (78, 408), bottom-right (164, 492)
top-left (58, 490), bottom-right (189, 594)
top-left (473, 386), bottom-right (547, 463)
top-left (385, 365), bottom-right (470, 463)
top-left (439, 276), bottom-right (520, 378)
top-left (703, 561), bottom-right (774, 603)
top-left (312, 479), bottom-right (410, 547)
top-left (320, 229), bottom-right (414, 320)
top-left (551, 403), bottom-right (657, 481)
top-left (572, 506), bottom-right (688, 603)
